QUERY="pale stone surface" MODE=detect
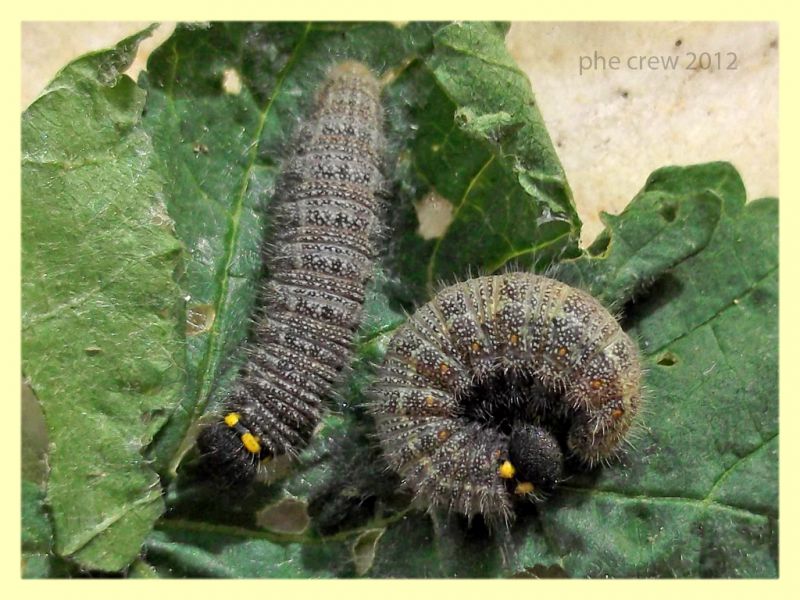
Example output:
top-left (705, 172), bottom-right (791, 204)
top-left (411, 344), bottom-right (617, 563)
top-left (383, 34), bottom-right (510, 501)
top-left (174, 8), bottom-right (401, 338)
top-left (21, 22), bottom-right (175, 109)
top-left (22, 22), bottom-right (778, 247)
top-left (507, 22), bottom-right (778, 245)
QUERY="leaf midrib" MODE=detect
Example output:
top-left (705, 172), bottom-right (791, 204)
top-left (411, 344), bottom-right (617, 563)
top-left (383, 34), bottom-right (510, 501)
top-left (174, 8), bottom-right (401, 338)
top-left (165, 23), bottom-right (313, 475)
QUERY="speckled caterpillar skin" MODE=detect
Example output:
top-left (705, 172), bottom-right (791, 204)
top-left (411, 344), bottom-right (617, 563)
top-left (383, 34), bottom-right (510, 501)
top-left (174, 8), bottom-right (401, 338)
top-left (198, 62), bottom-right (385, 484)
top-left (369, 273), bottom-right (642, 521)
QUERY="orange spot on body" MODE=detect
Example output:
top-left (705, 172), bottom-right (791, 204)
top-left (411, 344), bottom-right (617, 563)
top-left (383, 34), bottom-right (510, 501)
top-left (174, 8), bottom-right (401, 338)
top-left (437, 429), bottom-right (451, 442)
top-left (591, 379), bottom-right (604, 390)
top-left (439, 363), bottom-right (450, 375)
top-left (425, 395), bottom-right (435, 407)
top-left (611, 408), bottom-right (625, 419)
top-left (509, 334), bottom-right (519, 346)
top-left (558, 347), bottom-right (568, 357)
top-left (471, 341), bottom-right (481, 352)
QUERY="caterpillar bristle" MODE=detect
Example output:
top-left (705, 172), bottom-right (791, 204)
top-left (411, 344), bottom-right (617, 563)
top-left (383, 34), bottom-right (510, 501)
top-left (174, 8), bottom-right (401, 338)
top-left (369, 272), bottom-right (643, 522)
top-left (197, 61), bottom-right (386, 484)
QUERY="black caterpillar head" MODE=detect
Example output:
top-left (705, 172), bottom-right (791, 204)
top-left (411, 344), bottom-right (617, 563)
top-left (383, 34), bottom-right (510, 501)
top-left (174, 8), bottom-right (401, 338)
top-left (197, 422), bottom-right (264, 486)
top-left (506, 423), bottom-right (564, 495)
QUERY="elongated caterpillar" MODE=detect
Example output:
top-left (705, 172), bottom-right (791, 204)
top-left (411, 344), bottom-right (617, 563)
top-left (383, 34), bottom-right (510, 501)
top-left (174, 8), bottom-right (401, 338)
top-left (198, 61), bottom-right (386, 485)
top-left (368, 272), bottom-right (643, 523)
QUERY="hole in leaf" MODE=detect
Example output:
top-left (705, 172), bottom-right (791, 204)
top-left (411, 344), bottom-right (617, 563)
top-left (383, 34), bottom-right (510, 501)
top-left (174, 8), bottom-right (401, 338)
top-left (186, 304), bottom-right (216, 336)
top-left (414, 191), bottom-right (454, 240)
top-left (222, 67), bottom-right (243, 95)
top-left (351, 528), bottom-right (385, 576)
top-left (657, 351), bottom-right (678, 366)
top-left (255, 497), bottom-right (310, 534)
top-left (659, 201), bottom-right (678, 222)
top-left (587, 230), bottom-right (611, 257)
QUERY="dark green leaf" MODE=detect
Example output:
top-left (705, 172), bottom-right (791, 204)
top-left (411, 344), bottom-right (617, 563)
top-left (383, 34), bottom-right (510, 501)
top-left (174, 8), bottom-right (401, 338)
top-left (386, 22), bottom-right (580, 303)
top-left (21, 480), bottom-right (75, 578)
top-left (22, 20), bottom-right (776, 579)
top-left (21, 27), bottom-right (184, 571)
top-left (504, 163), bottom-right (778, 577)
top-left (144, 525), bottom-right (347, 578)
top-left (556, 175), bottom-right (723, 308)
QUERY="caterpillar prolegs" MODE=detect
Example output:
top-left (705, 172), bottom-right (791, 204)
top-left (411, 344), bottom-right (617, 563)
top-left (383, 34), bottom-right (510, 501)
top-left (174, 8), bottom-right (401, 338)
top-left (197, 62), bottom-right (386, 485)
top-left (368, 273), bottom-right (643, 522)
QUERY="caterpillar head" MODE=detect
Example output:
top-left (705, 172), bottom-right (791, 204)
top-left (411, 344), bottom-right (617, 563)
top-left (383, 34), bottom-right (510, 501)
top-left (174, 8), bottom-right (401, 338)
top-left (504, 423), bottom-right (564, 495)
top-left (197, 422), bottom-right (262, 486)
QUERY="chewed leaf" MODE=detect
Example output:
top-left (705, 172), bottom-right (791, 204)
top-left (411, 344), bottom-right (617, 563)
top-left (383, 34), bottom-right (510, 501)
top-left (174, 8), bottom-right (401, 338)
top-left (557, 176), bottom-right (724, 308)
top-left (386, 22), bottom-right (580, 303)
top-left (21, 26), bottom-right (184, 572)
top-left (506, 164), bottom-right (778, 577)
top-left (21, 21), bottom-right (777, 579)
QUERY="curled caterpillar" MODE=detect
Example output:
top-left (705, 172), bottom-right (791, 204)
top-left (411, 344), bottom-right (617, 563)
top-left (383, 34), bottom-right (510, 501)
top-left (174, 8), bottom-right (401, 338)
top-left (368, 272), bottom-right (643, 523)
top-left (197, 61), bottom-right (386, 485)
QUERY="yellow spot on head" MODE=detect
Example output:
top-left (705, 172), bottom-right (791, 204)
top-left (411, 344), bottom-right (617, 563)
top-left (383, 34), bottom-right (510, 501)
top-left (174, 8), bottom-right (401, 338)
top-left (515, 482), bottom-right (535, 495)
top-left (224, 413), bottom-right (240, 427)
top-left (471, 341), bottom-right (481, 352)
top-left (498, 460), bottom-right (516, 479)
top-left (611, 407), bottom-right (625, 419)
top-left (439, 363), bottom-right (450, 375)
top-left (425, 395), bottom-right (435, 407)
top-left (241, 432), bottom-right (261, 454)
top-left (590, 379), bottom-right (604, 390)
top-left (437, 429), bottom-right (451, 442)
top-left (509, 334), bottom-right (519, 346)
top-left (558, 347), bottom-right (568, 357)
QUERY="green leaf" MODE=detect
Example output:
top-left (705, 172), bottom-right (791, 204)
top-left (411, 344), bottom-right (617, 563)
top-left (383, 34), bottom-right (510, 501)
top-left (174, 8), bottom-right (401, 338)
top-left (503, 163), bottom-right (778, 577)
top-left (21, 481), bottom-right (68, 578)
top-left (555, 176), bottom-right (723, 308)
top-left (21, 27), bottom-right (184, 571)
top-left (22, 20), bottom-right (776, 579)
top-left (144, 526), bottom-right (348, 578)
top-left (386, 21), bottom-right (580, 303)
